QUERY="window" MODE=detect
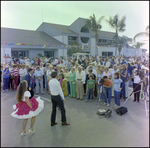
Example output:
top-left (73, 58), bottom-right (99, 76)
top-left (44, 51), bottom-right (54, 58)
top-left (68, 36), bottom-right (77, 41)
top-left (102, 52), bottom-right (113, 57)
top-left (11, 50), bottom-right (28, 58)
top-left (98, 39), bottom-right (101, 42)
top-left (80, 37), bottom-right (89, 43)
top-left (80, 26), bottom-right (89, 33)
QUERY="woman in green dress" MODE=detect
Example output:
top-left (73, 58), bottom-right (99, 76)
top-left (69, 67), bottom-right (76, 98)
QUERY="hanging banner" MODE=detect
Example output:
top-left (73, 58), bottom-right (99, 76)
top-left (42, 45), bottom-right (46, 48)
top-left (15, 43), bottom-right (21, 45)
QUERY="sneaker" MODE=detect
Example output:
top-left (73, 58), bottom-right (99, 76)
top-left (3, 90), bottom-right (5, 93)
top-left (103, 102), bottom-right (107, 105)
top-left (6, 89), bottom-right (8, 92)
top-left (90, 100), bottom-right (92, 102)
top-left (107, 104), bottom-right (110, 107)
top-left (115, 104), bottom-right (117, 106)
top-left (85, 100), bottom-right (88, 102)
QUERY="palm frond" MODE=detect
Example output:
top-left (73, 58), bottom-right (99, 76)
top-left (97, 16), bottom-right (105, 24)
top-left (146, 25), bottom-right (149, 32)
top-left (133, 32), bottom-right (149, 41)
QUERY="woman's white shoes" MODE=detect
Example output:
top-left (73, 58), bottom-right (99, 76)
top-left (21, 130), bottom-right (28, 136)
top-left (28, 128), bottom-right (35, 133)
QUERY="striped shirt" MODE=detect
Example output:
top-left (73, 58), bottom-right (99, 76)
top-left (11, 68), bottom-right (19, 76)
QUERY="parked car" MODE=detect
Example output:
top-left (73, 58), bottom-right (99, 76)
top-left (72, 53), bottom-right (92, 60)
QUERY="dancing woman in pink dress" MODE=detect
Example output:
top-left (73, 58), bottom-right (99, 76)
top-left (11, 80), bottom-right (44, 136)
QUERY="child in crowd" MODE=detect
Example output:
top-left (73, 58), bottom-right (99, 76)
top-left (86, 74), bottom-right (95, 102)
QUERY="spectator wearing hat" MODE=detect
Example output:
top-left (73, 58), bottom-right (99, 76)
top-left (34, 66), bottom-right (44, 94)
top-left (76, 66), bottom-right (85, 101)
top-left (2, 66), bottom-right (10, 93)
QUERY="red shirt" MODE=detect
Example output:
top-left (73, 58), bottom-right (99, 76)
top-left (38, 59), bottom-right (41, 64)
top-left (11, 68), bottom-right (19, 76)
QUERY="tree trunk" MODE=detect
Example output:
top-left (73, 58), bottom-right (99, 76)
top-left (95, 34), bottom-right (98, 57)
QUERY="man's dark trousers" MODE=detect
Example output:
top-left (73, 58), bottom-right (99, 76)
top-left (51, 95), bottom-right (66, 124)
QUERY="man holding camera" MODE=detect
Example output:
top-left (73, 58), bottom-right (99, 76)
top-left (102, 76), bottom-right (112, 106)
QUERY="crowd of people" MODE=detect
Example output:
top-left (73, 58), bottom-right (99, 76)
top-left (1, 54), bottom-right (149, 107)
top-left (1, 53), bottom-right (149, 135)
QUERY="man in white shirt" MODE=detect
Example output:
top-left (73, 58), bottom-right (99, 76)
top-left (54, 58), bottom-right (58, 65)
top-left (105, 59), bottom-right (111, 68)
top-left (19, 64), bottom-right (27, 82)
top-left (76, 66), bottom-right (86, 100)
top-left (49, 71), bottom-right (70, 126)
top-left (34, 66), bottom-right (44, 94)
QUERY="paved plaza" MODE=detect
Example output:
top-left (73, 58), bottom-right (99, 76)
top-left (1, 86), bottom-right (149, 147)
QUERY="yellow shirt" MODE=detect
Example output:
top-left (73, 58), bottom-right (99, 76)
top-left (64, 71), bottom-right (70, 82)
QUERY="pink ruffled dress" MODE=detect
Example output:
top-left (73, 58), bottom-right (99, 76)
top-left (11, 91), bottom-right (44, 119)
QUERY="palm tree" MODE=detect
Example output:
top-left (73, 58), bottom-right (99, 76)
top-left (113, 35), bottom-right (131, 55)
top-left (84, 14), bottom-right (104, 57)
top-left (133, 25), bottom-right (149, 41)
top-left (106, 14), bottom-right (126, 56)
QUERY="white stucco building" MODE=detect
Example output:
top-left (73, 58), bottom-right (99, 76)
top-left (1, 17), bottom-right (147, 61)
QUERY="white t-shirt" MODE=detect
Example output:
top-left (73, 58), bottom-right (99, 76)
top-left (134, 75), bottom-right (141, 83)
top-left (22, 91), bottom-right (31, 101)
